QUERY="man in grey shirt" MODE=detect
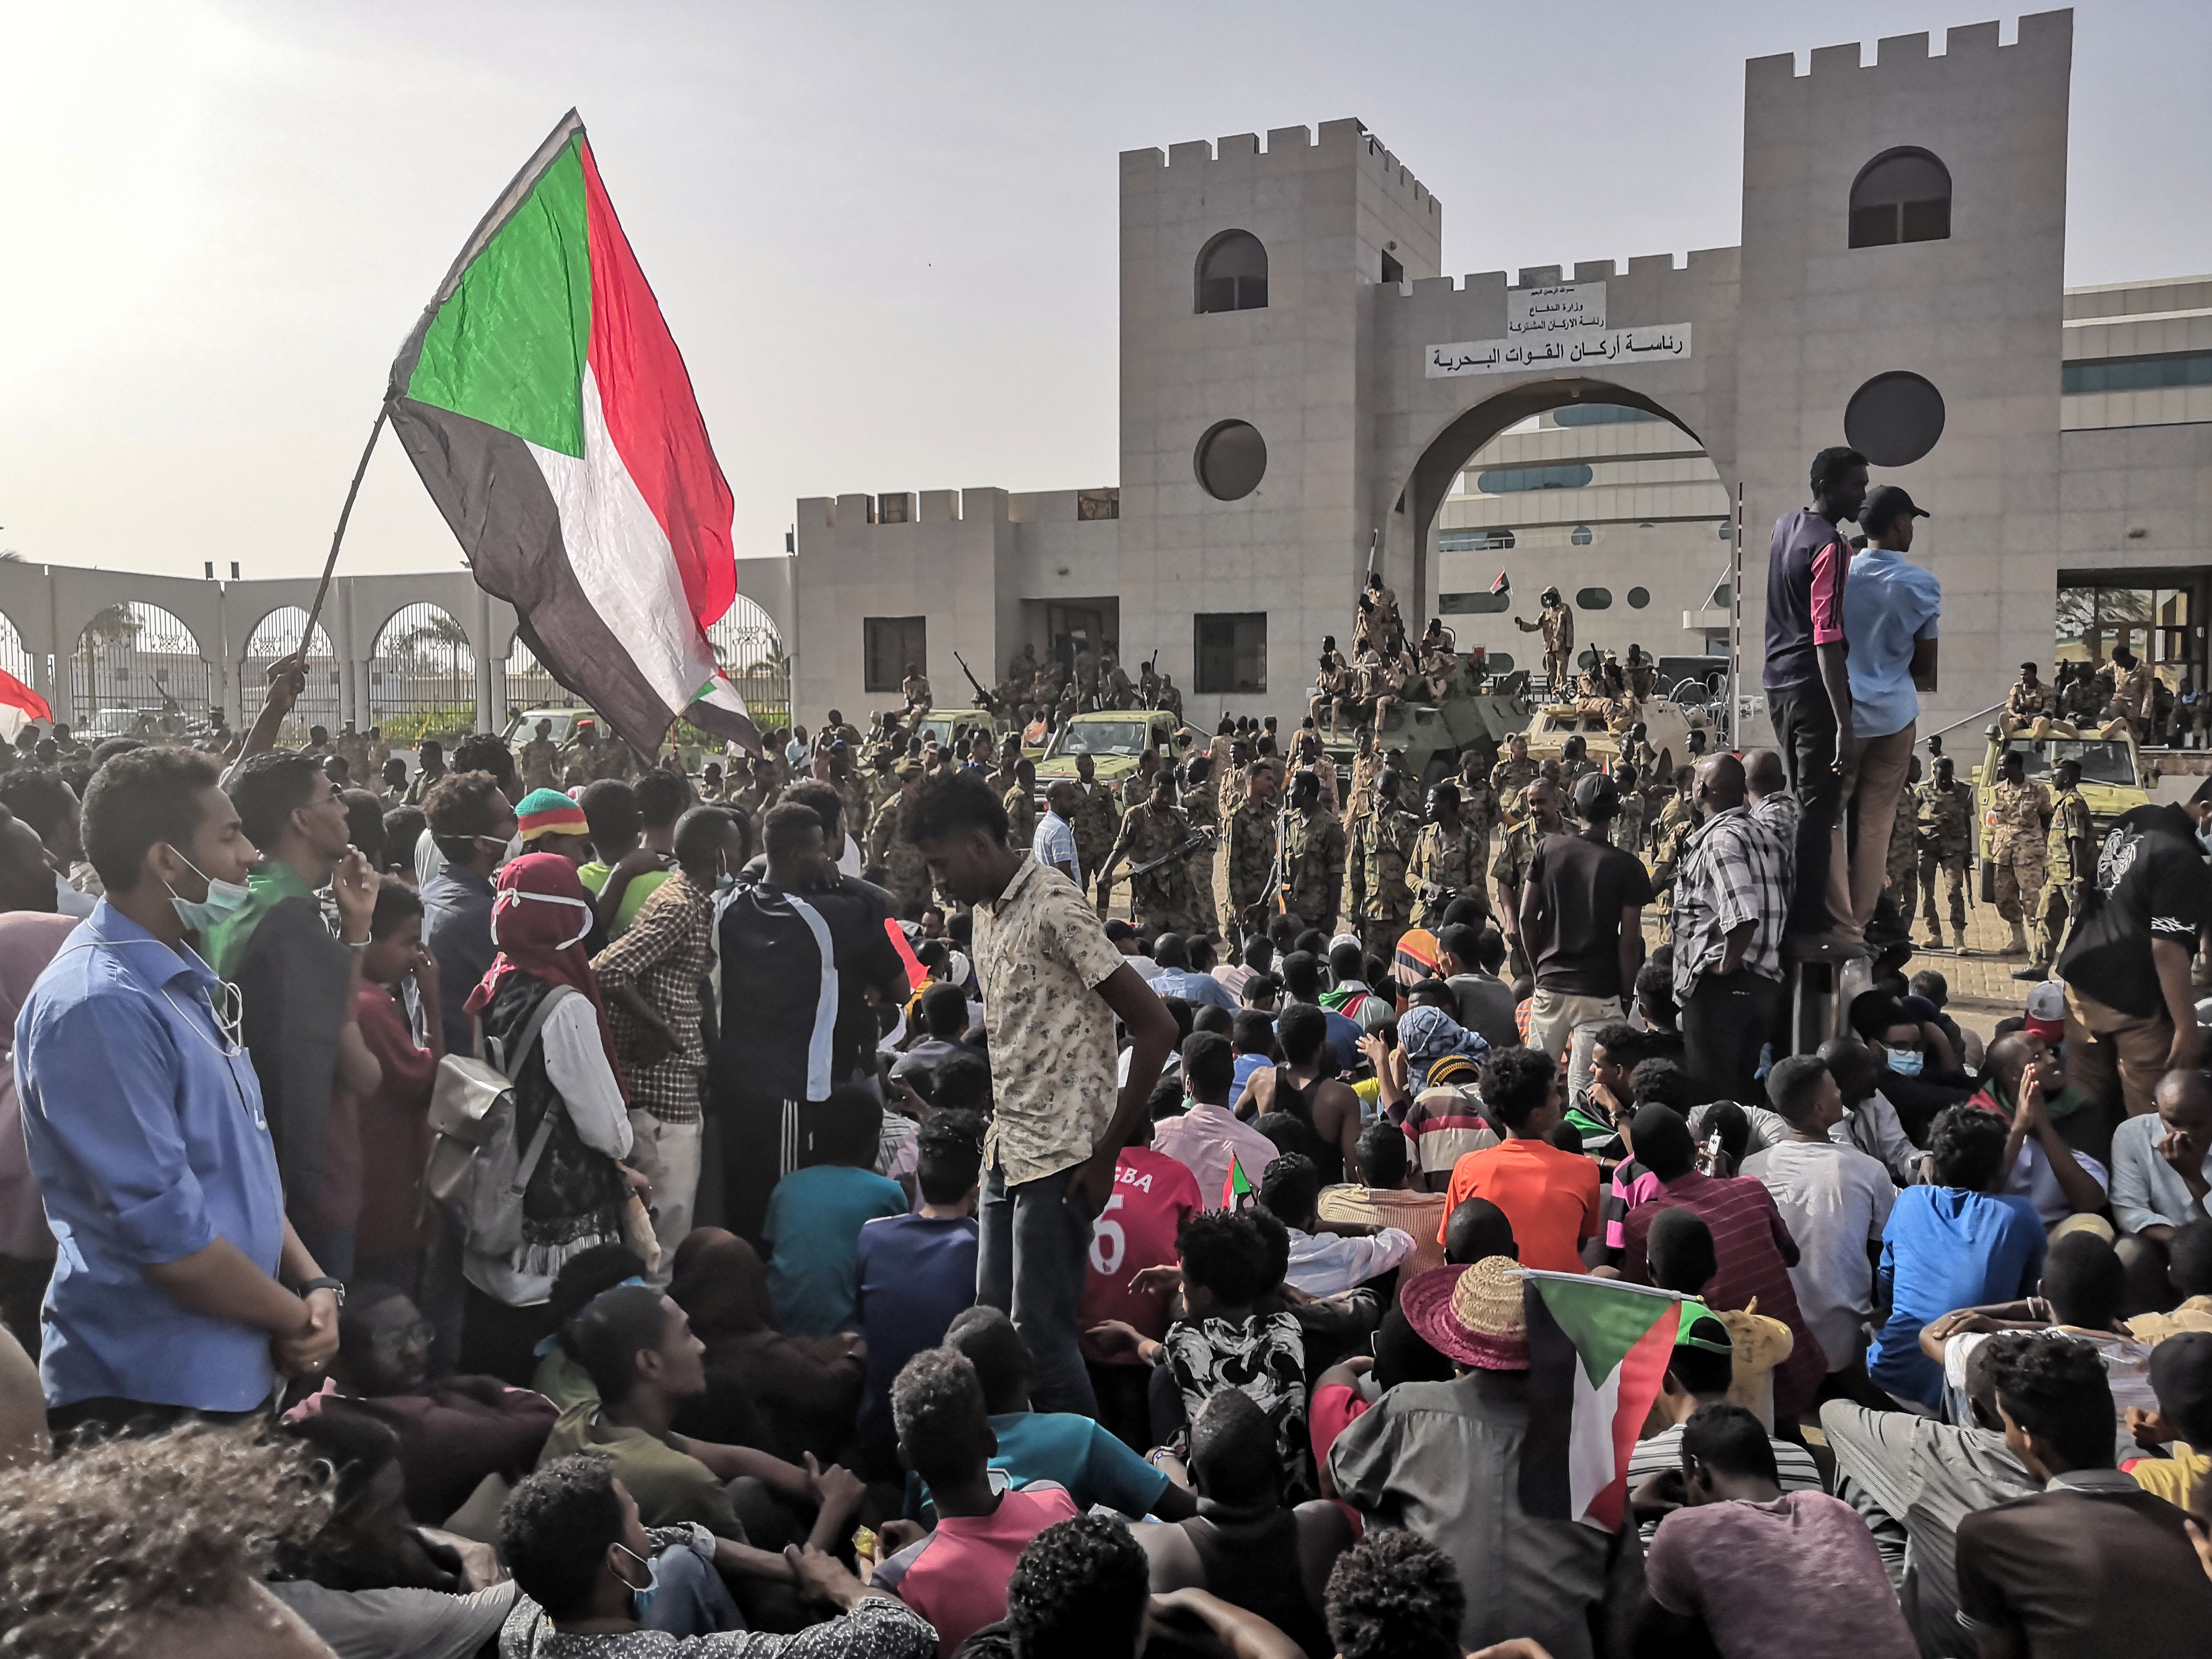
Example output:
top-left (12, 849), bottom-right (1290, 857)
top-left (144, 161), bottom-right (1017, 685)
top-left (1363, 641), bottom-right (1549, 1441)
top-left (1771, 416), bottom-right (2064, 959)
top-left (1819, 1332), bottom-right (2039, 1659)
top-left (1438, 920), bottom-right (1518, 1052)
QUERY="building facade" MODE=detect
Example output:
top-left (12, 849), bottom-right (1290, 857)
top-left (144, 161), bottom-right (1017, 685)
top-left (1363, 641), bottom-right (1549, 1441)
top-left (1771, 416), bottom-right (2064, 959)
top-left (790, 9), bottom-right (2212, 745)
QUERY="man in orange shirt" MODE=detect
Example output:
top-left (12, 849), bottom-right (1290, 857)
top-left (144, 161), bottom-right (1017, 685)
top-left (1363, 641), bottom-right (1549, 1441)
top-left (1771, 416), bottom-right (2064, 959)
top-left (1438, 1048), bottom-right (1600, 1273)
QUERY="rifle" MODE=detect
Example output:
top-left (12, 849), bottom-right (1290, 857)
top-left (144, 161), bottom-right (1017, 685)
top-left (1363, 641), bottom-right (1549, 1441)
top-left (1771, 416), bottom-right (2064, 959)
top-left (952, 651), bottom-right (998, 715)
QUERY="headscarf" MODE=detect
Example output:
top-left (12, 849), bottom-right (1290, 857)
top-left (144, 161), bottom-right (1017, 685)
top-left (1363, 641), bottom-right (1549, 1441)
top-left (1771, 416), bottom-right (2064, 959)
top-left (464, 852), bottom-right (620, 1070)
top-left (668, 1228), bottom-right (780, 1356)
top-left (0, 913), bottom-right (80, 1259)
top-left (1398, 1004), bottom-right (1489, 1091)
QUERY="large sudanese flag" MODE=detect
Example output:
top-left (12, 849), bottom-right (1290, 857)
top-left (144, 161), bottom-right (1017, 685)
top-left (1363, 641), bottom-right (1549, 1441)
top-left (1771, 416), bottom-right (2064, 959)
top-left (387, 110), bottom-right (762, 757)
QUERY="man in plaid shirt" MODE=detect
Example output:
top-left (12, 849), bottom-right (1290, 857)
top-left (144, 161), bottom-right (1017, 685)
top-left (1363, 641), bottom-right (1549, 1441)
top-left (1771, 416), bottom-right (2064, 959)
top-left (593, 805), bottom-right (747, 1280)
top-left (1671, 754), bottom-right (1790, 1105)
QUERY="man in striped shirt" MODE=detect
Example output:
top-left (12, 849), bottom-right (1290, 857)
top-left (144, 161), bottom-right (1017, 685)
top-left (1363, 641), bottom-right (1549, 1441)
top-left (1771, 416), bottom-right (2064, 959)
top-left (1671, 754), bottom-right (1790, 1109)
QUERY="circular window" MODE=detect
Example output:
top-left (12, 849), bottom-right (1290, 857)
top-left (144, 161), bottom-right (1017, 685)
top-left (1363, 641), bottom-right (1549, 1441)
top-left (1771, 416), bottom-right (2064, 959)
top-left (1844, 371), bottom-right (1946, 467)
top-left (1195, 421), bottom-right (1267, 501)
top-left (1576, 587), bottom-right (1613, 610)
top-left (1627, 587), bottom-right (1651, 609)
top-left (1570, 525), bottom-right (1594, 546)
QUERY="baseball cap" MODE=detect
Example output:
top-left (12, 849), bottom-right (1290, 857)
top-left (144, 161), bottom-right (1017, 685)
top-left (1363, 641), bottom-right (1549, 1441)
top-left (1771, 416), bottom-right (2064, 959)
top-left (1861, 484), bottom-right (1931, 535)
top-left (2023, 980), bottom-right (2066, 1041)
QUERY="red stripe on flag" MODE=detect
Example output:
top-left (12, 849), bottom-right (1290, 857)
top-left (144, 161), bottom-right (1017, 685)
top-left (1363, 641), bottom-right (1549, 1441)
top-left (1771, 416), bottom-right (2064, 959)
top-left (576, 138), bottom-right (737, 631)
top-left (1586, 1302), bottom-right (1682, 1533)
top-left (884, 919), bottom-right (924, 1001)
top-left (0, 668), bottom-right (51, 726)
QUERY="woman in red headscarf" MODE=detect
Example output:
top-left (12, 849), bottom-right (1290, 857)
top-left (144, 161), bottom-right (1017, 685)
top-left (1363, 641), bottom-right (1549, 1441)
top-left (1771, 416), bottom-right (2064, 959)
top-left (457, 852), bottom-right (642, 1383)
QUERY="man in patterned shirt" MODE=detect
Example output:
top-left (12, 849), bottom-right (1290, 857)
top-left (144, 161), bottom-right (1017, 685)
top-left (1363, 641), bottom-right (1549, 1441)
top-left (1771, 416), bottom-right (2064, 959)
top-left (907, 772), bottom-right (1178, 1415)
top-left (1672, 753), bottom-right (1790, 1107)
top-left (593, 807), bottom-right (746, 1278)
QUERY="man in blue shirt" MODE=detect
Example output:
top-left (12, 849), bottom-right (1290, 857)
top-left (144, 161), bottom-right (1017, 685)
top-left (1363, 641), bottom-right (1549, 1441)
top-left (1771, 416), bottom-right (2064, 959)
top-left (1150, 933), bottom-right (1238, 1011)
top-left (1034, 781), bottom-right (1083, 888)
top-left (1841, 484), bottom-right (1941, 943)
top-left (15, 746), bottom-right (342, 1437)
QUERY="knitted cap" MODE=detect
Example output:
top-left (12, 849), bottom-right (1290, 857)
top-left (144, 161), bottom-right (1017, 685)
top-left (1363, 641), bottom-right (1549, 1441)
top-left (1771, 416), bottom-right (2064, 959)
top-left (515, 788), bottom-right (589, 842)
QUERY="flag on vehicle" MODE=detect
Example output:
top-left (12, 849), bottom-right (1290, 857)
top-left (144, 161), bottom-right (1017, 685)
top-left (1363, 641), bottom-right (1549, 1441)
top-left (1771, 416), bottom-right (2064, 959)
top-left (1518, 1270), bottom-right (1694, 1532)
top-left (1222, 1152), bottom-right (1254, 1211)
top-left (0, 667), bottom-right (52, 740)
top-left (1490, 570), bottom-right (1510, 596)
top-left (387, 110), bottom-right (761, 758)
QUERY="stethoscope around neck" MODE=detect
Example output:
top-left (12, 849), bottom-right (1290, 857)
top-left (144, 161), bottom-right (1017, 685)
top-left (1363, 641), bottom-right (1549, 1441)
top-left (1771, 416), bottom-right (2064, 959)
top-left (61, 930), bottom-right (249, 1057)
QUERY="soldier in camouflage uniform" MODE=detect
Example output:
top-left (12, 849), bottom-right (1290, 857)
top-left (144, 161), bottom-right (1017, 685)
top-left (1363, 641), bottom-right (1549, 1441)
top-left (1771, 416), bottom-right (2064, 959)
top-left (866, 763), bottom-right (933, 912)
top-left (1913, 754), bottom-right (1974, 951)
top-left (2025, 757), bottom-right (2094, 978)
top-left (1456, 751), bottom-right (1500, 874)
top-left (1491, 733), bottom-right (1538, 820)
top-left (1120, 748), bottom-right (1167, 813)
top-left (1988, 748), bottom-right (2051, 956)
top-left (1620, 722), bottom-right (1660, 783)
top-left (1886, 756), bottom-right (1923, 936)
top-left (1099, 773), bottom-right (1200, 936)
top-left (1409, 780), bottom-right (1486, 928)
top-left (1345, 730), bottom-right (1379, 828)
top-left (1069, 752), bottom-right (1121, 891)
top-left (1557, 736), bottom-right (1597, 791)
top-left (1492, 777), bottom-right (1565, 978)
top-left (1224, 764), bottom-right (1281, 934)
top-left (1349, 771), bottom-right (1422, 958)
top-left (1002, 758), bottom-right (1038, 858)
top-left (1278, 770), bottom-right (1347, 933)
top-left (1180, 754), bottom-right (1222, 939)
top-left (1610, 764), bottom-right (1645, 854)
top-left (1647, 768), bottom-right (1697, 944)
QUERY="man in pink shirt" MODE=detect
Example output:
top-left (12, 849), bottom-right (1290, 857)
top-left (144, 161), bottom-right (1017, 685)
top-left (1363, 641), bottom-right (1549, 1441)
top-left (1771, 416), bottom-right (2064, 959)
top-left (1151, 1033), bottom-right (1280, 1205)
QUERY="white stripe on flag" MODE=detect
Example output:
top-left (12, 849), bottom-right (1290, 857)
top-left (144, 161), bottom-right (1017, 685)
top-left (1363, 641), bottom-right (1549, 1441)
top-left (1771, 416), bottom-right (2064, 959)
top-left (1567, 1350), bottom-right (1623, 1525)
top-left (527, 362), bottom-right (718, 717)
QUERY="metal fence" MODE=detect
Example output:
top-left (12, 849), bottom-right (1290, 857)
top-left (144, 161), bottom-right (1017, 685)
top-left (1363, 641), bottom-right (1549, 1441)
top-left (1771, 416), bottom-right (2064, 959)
top-left (69, 603), bottom-right (218, 739)
top-left (708, 596), bottom-right (790, 732)
top-left (504, 638), bottom-right (575, 722)
top-left (371, 602), bottom-right (476, 743)
top-left (239, 607), bottom-right (341, 748)
top-left (0, 609), bottom-right (33, 692)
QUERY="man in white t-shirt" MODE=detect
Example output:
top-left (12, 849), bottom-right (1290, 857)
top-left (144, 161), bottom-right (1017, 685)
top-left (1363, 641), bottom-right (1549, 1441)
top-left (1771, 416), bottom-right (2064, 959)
top-left (1743, 1054), bottom-right (1895, 1375)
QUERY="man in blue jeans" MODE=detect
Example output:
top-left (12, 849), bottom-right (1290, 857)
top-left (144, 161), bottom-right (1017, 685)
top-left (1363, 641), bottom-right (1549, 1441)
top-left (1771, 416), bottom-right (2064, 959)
top-left (908, 772), bottom-right (1177, 1416)
top-left (1763, 445), bottom-right (1869, 949)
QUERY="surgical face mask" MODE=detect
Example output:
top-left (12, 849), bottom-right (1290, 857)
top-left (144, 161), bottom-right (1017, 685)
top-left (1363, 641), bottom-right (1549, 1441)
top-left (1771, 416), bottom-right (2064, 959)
top-left (165, 848), bottom-right (251, 933)
top-left (2197, 819), bottom-right (2212, 858)
top-left (1886, 1047), bottom-right (1925, 1078)
top-left (611, 1542), bottom-right (658, 1617)
top-left (495, 888), bottom-right (593, 949)
top-left (715, 860), bottom-right (736, 895)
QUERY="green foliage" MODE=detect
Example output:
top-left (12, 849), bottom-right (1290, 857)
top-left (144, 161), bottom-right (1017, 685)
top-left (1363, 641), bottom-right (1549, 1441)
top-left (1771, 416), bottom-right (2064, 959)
top-left (377, 704), bottom-right (477, 745)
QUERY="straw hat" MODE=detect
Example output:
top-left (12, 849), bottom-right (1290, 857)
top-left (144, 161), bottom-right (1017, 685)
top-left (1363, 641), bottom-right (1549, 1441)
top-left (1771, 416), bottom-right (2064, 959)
top-left (1400, 1257), bottom-right (1529, 1371)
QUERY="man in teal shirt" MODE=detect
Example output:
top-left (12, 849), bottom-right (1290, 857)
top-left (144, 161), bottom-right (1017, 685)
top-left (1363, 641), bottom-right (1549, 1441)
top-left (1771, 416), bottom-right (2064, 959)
top-left (209, 751), bottom-right (381, 1279)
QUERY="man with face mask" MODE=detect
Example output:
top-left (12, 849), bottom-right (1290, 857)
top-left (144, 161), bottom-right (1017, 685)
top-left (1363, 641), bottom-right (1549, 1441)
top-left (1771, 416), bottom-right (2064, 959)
top-left (2056, 777), bottom-right (2212, 1120)
top-left (1671, 754), bottom-right (1791, 1108)
top-left (421, 772), bottom-right (520, 1061)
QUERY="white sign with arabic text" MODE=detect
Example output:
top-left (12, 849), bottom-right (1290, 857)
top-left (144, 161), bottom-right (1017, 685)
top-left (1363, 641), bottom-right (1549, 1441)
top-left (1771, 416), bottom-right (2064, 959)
top-left (1424, 324), bottom-right (1693, 378)
top-left (1506, 282), bottom-right (1606, 338)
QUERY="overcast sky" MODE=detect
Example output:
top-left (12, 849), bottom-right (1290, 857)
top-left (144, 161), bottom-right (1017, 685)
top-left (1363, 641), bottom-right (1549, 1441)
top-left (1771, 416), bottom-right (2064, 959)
top-left (3, 0), bottom-right (2206, 587)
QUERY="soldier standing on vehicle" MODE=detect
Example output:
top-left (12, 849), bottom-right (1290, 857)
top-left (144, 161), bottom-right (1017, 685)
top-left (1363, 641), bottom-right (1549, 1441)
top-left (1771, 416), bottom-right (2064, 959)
top-left (2019, 757), bottom-right (2094, 981)
top-left (1349, 770), bottom-right (1421, 957)
top-left (2005, 662), bottom-right (2049, 731)
top-left (1181, 754), bottom-right (1221, 938)
top-left (1989, 748), bottom-right (2052, 957)
top-left (1914, 754), bottom-right (1973, 953)
top-left (1098, 771), bottom-right (1200, 934)
top-left (1492, 777), bottom-right (1565, 979)
top-left (1279, 771), bottom-right (1347, 933)
top-left (1070, 751), bottom-right (1120, 887)
top-left (1514, 586), bottom-right (1575, 693)
top-left (1409, 781), bottom-right (1485, 928)
top-left (1224, 764), bottom-right (1280, 931)
top-left (1886, 755), bottom-right (1922, 937)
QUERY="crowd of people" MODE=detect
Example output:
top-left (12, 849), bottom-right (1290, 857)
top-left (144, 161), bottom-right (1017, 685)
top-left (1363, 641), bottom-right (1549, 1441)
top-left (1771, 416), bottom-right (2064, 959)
top-left (0, 442), bottom-right (2209, 1658)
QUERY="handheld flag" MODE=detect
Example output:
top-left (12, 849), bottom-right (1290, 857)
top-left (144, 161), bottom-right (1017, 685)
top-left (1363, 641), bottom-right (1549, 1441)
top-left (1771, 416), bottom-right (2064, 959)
top-left (1517, 1270), bottom-right (1694, 1532)
top-left (1222, 1153), bottom-right (1254, 1211)
top-left (387, 110), bottom-right (762, 758)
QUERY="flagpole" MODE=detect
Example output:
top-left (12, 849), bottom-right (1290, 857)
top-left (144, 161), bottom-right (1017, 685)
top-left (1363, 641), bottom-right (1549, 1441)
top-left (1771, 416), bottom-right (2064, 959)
top-left (298, 403), bottom-right (391, 657)
top-left (1727, 481), bottom-right (1744, 751)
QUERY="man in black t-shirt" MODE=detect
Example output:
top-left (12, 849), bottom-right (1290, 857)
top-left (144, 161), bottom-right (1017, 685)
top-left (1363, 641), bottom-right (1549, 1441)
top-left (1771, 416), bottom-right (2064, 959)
top-left (716, 802), bottom-right (909, 1243)
top-left (2055, 783), bottom-right (2212, 1118)
top-left (1520, 772), bottom-right (1653, 1112)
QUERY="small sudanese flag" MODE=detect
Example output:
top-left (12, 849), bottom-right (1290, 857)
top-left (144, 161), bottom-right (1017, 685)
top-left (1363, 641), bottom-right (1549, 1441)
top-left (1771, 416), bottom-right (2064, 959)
top-left (1490, 570), bottom-right (1511, 596)
top-left (1221, 1152), bottom-right (1254, 1211)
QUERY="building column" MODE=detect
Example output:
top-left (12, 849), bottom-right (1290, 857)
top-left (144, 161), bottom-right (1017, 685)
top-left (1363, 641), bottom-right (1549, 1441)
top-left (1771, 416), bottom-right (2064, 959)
top-left (474, 587), bottom-right (498, 734)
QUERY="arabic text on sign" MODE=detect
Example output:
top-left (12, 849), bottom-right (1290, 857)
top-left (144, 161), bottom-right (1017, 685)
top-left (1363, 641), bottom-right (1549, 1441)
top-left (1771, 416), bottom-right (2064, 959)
top-left (1506, 281), bottom-right (1607, 338)
top-left (1423, 324), bottom-right (1695, 378)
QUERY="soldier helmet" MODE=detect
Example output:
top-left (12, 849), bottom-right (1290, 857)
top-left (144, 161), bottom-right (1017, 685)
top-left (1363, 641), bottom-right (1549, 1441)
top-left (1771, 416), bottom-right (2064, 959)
top-left (1541, 585), bottom-right (1561, 604)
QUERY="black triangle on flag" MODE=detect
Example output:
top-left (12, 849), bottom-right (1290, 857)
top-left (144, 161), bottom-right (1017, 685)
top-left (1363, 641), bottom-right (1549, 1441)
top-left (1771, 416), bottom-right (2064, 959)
top-left (1490, 571), bottom-right (1511, 596)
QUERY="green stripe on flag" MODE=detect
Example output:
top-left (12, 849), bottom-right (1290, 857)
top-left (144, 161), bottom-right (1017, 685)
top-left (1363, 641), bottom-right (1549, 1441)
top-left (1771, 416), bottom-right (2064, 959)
top-left (406, 137), bottom-right (592, 459)
top-left (1530, 1273), bottom-right (1680, 1387)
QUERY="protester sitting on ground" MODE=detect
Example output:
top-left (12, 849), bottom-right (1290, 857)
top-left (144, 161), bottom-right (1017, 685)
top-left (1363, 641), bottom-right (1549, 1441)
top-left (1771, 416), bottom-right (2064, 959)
top-left (1277, 951), bottom-right (1365, 1073)
top-left (1151, 1031), bottom-right (1281, 1205)
top-left (1619, 1102), bottom-right (1828, 1423)
top-left (1133, 1388), bottom-right (1354, 1658)
top-left (1309, 1305), bottom-right (1457, 1498)
top-left (1257, 1152), bottom-right (1416, 1298)
top-left (1319, 1120), bottom-right (1450, 1277)
top-left (1635, 1401), bottom-right (1919, 1659)
top-left (1624, 1312), bottom-right (1824, 1547)
top-left (1919, 1227), bottom-right (2159, 1429)
top-left (852, 1111), bottom-right (984, 1474)
top-left (1954, 1333), bottom-right (2212, 1655)
top-left (2128, 1220), bottom-right (2212, 1346)
top-left (1848, 990), bottom-right (1972, 1146)
top-left (1440, 1047), bottom-right (1600, 1274)
top-left (498, 1455), bottom-right (913, 1655)
top-left (1963, 1030), bottom-right (2110, 1228)
top-left (891, 982), bottom-right (983, 1081)
top-left (530, 1244), bottom-right (654, 1411)
top-left (944, 1304), bottom-right (1192, 1520)
top-left (1329, 1255), bottom-right (1641, 1658)
top-left (1815, 1035), bottom-right (1923, 1188)
top-left (1393, 1012), bottom-right (1499, 1193)
top-left (1742, 1053), bottom-right (1896, 1382)
top-left (1323, 1530), bottom-right (1467, 1659)
top-left (1590, 1067), bottom-right (1693, 1269)
top-left (763, 1086), bottom-right (910, 1339)
top-left (2121, 1330), bottom-right (2212, 1510)
top-left (1075, 1112), bottom-right (1206, 1455)
top-left (1151, 932), bottom-right (1239, 1011)
top-left (1235, 1006), bottom-right (1364, 1185)
top-left (2111, 1066), bottom-right (2212, 1314)
top-left (1867, 1105), bottom-right (2048, 1412)
top-left (1438, 922), bottom-right (1518, 1053)
top-left (870, 1348), bottom-right (1080, 1656)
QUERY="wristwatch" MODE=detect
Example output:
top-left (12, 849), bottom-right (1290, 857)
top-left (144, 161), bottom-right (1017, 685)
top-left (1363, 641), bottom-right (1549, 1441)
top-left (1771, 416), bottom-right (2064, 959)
top-left (296, 1276), bottom-right (347, 1308)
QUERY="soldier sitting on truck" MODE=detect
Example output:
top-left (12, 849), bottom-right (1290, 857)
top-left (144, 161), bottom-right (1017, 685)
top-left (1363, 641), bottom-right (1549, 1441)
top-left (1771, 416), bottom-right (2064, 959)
top-left (1311, 637), bottom-right (1351, 728)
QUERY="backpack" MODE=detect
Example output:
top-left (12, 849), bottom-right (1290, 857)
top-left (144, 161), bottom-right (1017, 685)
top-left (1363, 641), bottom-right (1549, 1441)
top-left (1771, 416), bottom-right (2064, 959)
top-left (422, 984), bottom-right (578, 1257)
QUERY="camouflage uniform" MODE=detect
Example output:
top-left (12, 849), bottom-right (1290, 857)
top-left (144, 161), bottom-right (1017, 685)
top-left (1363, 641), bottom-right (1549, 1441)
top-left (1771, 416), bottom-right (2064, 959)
top-left (1610, 790), bottom-right (1645, 856)
top-left (1224, 798), bottom-right (1280, 933)
top-left (1915, 778), bottom-right (1973, 936)
top-left (518, 737), bottom-right (562, 793)
top-left (834, 771), bottom-right (872, 850)
top-left (1491, 754), bottom-right (1539, 820)
top-left (867, 794), bottom-right (932, 911)
top-left (1350, 806), bottom-right (1421, 957)
top-left (1002, 783), bottom-right (1037, 859)
top-left (2005, 677), bottom-right (2050, 726)
top-left (1181, 784), bottom-right (1221, 938)
top-left (1887, 784), bottom-right (1921, 932)
top-left (1120, 770), bottom-right (1167, 813)
top-left (1279, 810), bottom-right (1347, 931)
top-left (1989, 778), bottom-right (2051, 925)
top-left (1409, 820), bottom-right (1486, 928)
top-left (2036, 783), bottom-right (2093, 966)
top-left (1108, 800), bottom-right (1198, 935)
top-left (1070, 781), bottom-right (1120, 891)
top-left (1490, 821), bottom-right (1543, 909)
top-left (1346, 750), bottom-right (1379, 828)
top-left (1647, 797), bottom-right (1695, 943)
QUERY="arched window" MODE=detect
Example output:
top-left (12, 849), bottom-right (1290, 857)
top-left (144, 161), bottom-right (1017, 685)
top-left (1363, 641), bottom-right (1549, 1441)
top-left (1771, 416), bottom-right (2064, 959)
top-left (1570, 525), bottom-right (1594, 546)
top-left (1195, 231), bottom-right (1268, 313)
top-left (1849, 148), bottom-right (1951, 248)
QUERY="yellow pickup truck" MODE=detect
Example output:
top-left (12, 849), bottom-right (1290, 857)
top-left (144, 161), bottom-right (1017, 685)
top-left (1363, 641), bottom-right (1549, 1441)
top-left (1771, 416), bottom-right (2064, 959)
top-left (1033, 710), bottom-right (1206, 799)
top-left (1971, 721), bottom-right (2153, 891)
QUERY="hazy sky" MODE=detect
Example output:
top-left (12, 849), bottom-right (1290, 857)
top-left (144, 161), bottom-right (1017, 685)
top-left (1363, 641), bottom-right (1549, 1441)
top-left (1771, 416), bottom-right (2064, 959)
top-left (4, 0), bottom-right (2206, 585)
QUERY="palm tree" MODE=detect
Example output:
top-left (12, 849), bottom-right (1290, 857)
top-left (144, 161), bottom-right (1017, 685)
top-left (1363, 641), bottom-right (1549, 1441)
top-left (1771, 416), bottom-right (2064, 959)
top-left (399, 611), bottom-right (471, 658)
top-left (78, 604), bottom-right (141, 722)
